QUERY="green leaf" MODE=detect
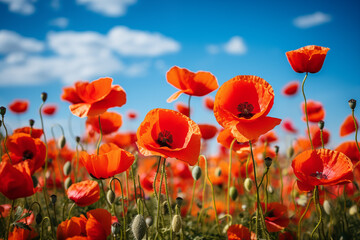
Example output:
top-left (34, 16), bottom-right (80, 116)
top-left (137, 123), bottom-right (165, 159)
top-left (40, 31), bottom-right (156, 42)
top-left (13, 222), bottom-right (31, 231)
top-left (13, 206), bottom-right (23, 221)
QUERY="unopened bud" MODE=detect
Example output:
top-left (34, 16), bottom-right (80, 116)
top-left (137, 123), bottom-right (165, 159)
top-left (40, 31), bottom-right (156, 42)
top-left (0, 106), bottom-right (6, 116)
top-left (171, 215), bottom-right (182, 233)
top-left (50, 194), bottom-right (57, 205)
top-left (349, 99), bottom-right (356, 110)
top-left (64, 177), bottom-right (72, 190)
top-left (75, 136), bottom-right (81, 143)
top-left (267, 185), bottom-right (274, 194)
top-left (58, 136), bottom-right (66, 149)
top-left (111, 222), bottom-right (121, 235)
top-left (63, 161), bottom-right (72, 176)
top-left (176, 197), bottom-right (183, 207)
top-left (318, 120), bottom-right (325, 130)
top-left (145, 216), bottom-right (153, 227)
top-left (349, 205), bottom-right (358, 216)
top-left (264, 157), bottom-right (272, 168)
top-left (274, 145), bottom-right (279, 154)
top-left (107, 190), bottom-right (116, 204)
top-left (131, 214), bottom-right (147, 240)
top-left (244, 178), bottom-right (253, 192)
top-left (215, 167), bottom-right (222, 177)
top-left (41, 92), bottom-right (47, 102)
top-left (192, 166), bottom-right (201, 181)
top-left (323, 200), bottom-right (331, 215)
top-left (162, 202), bottom-right (169, 215)
top-left (229, 186), bottom-right (238, 201)
top-left (287, 146), bottom-right (294, 159)
top-left (35, 213), bottom-right (42, 225)
top-left (29, 119), bottom-right (35, 127)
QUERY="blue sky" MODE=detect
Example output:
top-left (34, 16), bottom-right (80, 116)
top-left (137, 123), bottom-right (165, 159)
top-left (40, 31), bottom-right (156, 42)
top-left (0, 0), bottom-right (359, 152)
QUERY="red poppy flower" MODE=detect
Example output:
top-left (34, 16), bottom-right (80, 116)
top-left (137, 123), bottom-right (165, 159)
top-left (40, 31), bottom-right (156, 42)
top-left (175, 102), bottom-right (190, 117)
top-left (301, 100), bottom-right (325, 123)
top-left (292, 149), bottom-right (353, 191)
top-left (217, 128), bottom-right (254, 153)
top-left (0, 161), bottom-right (34, 200)
top-left (57, 216), bottom-right (87, 240)
top-left (8, 99), bottom-right (29, 114)
top-left (204, 96), bottom-right (214, 110)
top-left (282, 81), bottom-right (299, 96)
top-left (286, 45), bottom-right (330, 73)
top-left (227, 224), bottom-right (251, 240)
top-left (61, 77), bottom-right (126, 118)
top-left (136, 108), bottom-right (201, 166)
top-left (2, 133), bottom-right (45, 174)
top-left (86, 208), bottom-right (111, 240)
top-left (80, 143), bottom-right (135, 179)
top-left (335, 141), bottom-right (360, 165)
top-left (261, 202), bottom-right (290, 232)
top-left (282, 119), bottom-right (298, 134)
top-left (214, 75), bottom-right (281, 142)
top-left (166, 66), bottom-right (218, 102)
top-left (42, 104), bottom-right (57, 115)
top-left (310, 125), bottom-right (330, 148)
top-left (127, 110), bottom-right (138, 120)
top-left (259, 130), bottom-right (278, 144)
top-left (67, 180), bottom-right (100, 207)
top-left (9, 226), bottom-right (38, 240)
top-left (86, 111), bottom-right (122, 135)
top-left (13, 126), bottom-right (43, 139)
top-left (340, 115), bottom-right (358, 137)
top-left (198, 124), bottom-right (218, 140)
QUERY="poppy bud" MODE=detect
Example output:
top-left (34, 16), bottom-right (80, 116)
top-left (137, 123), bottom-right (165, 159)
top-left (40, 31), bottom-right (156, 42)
top-left (58, 135), bottom-right (66, 149)
top-left (29, 119), bottom-right (35, 127)
top-left (287, 146), bottom-right (294, 159)
top-left (229, 186), bottom-right (238, 201)
top-left (32, 175), bottom-right (38, 188)
top-left (63, 161), bottom-right (72, 176)
top-left (171, 215), bottom-right (182, 233)
top-left (176, 197), bottom-right (183, 207)
top-left (264, 157), bottom-right (272, 168)
top-left (244, 178), bottom-right (253, 192)
top-left (0, 120), bottom-right (2, 128)
top-left (318, 120), bottom-right (325, 130)
top-left (41, 92), bottom-right (47, 102)
top-left (267, 185), bottom-right (274, 194)
top-left (349, 99), bottom-right (356, 110)
top-left (215, 167), bottom-right (222, 177)
top-left (274, 145), bottom-right (279, 154)
top-left (131, 214), bottom-right (147, 240)
top-left (145, 216), bottom-right (153, 227)
top-left (162, 202), bottom-right (169, 215)
top-left (323, 200), bottom-right (331, 215)
top-left (64, 177), bottom-right (72, 190)
top-left (107, 190), bottom-right (116, 204)
top-left (50, 194), bottom-right (57, 205)
top-left (111, 222), bottom-right (121, 235)
top-left (75, 136), bottom-right (81, 143)
top-left (36, 213), bottom-right (42, 225)
top-left (222, 223), bottom-right (230, 234)
top-left (349, 205), bottom-right (358, 215)
top-left (0, 106), bottom-right (6, 116)
top-left (192, 166), bottom-right (202, 180)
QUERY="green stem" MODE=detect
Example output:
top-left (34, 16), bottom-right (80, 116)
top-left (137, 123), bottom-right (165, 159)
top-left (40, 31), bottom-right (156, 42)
top-left (188, 95), bottom-right (192, 119)
top-left (96, 115), bottom-right (103, 155)
top-left (352, 109), bottom-right (360, 153)
top-left (320, 129), bottom-right (325, 149)
top-left (162, 159), bottom-right (173, 240)
top-left (275, 151), bottom-right (283, 204)
top-left (311, 186), bottom-right (323, 239)
top-left (99, 180), bottom-right (111, 209)
top-left (301, 72), bottom-right (314, 150)
top-left (1, 116), bottom-right (12, 164)
top-left (67, 202), bottom-right (76, 220)
top-left (110, 177), bottom-right (127, 240)
top-left (156, 158), bottom-right (164, 236)
top-left (297, 194), bottom-right (312, 240)
top-left (130, 163), bottom-right (138, 206)
top-left (6, 200), bottom-right (15, 240)
top-left (227, 138), bottom-right (236, 223)
top-left (188, 178), bottom-right (197, 216)
top-left (153, 156), bottom-right (162, 200)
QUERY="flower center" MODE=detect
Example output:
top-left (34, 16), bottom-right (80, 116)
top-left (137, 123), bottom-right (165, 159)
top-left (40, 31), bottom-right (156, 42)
top-left (310, 171), bottom-right (328, 180)
top-left (157, 130), bottom-right (173, 148)
top-left (22, 150), bottom-right (34, 161)
top-left (237, 102), bottom-right (254, 119)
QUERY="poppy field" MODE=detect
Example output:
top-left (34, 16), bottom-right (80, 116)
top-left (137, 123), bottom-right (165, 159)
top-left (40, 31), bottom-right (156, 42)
top-left (1, 45), bottom-right (360, 240)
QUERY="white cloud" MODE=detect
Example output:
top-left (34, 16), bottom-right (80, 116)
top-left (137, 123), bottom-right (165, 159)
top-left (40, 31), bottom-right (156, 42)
top-left (0, 30), bottom-right (44, 54)
top-left (293, 12), bottom-right (331, 29)
top-left (0, 27), bottom-right (180, 86)
top-left (76, 0), bottom-right (136, 17)
top-left (206, 36), bottom-right (247, 55)
top-left (49, 17), bottom-right (69, 29)
top-left (0, 0), bottom-right (36, 15)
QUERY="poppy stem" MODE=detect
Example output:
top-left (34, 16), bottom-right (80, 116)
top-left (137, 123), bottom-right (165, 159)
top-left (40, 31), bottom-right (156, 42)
top-left (320, 129), bottom-right (325, 149)
top-left (162, 159), bottom-right (173, 240)
top-left (245, 154), bottom-right (250, 179)
top-left (1, 115), bottom-right (12, 164)
top-left (41, 216), bottom-right (50, 240)
top-left (67, 202), bottom-right (76, 220)
top-left (226, 138), bottom-right (236, 224)
top-left (110, 177), bottom-right (127, 239)
top-left (311, 186), bottom-right (324, 239)
top-left (343, 187), bottom-right (349, 233)
top-left (50, 124), bottom-right (65, 186)
top-left (297, 193), bottom-right (313, 240)
top-left (99, 180), bottom-right (111, 209)
top-left (75, 142), bottom-right (80, 183)
top-left (5, 199), bottom-right (15, 240)
top-left (301, 72), bottom-right (314, 150)
top-left (96, 115), bottom-right (103, 155)
top-left (275, 149), bottom-right (283, 205)
top-left (187, 158), bottom-right (199, 216)
top-left (156, 157), bottom-right (164, 237)
top-left (153, 156), bottom-right (162, 201)
top-left (188, 95), bottom-right (192, 119)
top-left (130, 162), bottom-right (138, 206)
top-left (351, 109), bottom-right (360, 153)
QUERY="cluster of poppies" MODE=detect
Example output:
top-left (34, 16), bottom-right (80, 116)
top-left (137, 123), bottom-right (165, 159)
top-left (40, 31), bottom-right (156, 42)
top-left (0, 45), bottom-right (359, 240)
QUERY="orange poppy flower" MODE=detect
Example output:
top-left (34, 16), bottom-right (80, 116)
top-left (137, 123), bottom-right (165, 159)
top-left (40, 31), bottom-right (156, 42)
top-left (85, 208), bottom-right (111, 240)
top-left (42, 104), bottom-right (57, 115)
top-left (136, 108), bottom-right (201, 166)
top-left (9, 226), bottom-right (38, 240)
top-left (8, 99), bottom-right (29, 114)
top-left (13, 126), bottom-right (43, 139)
top-left (281, 119), bottom-right (298, 134)
top-left (86, 111), bottom-right (122, 135)
top-left (340, 115), bottom-right (358, 137)
top-left (61, 77), bottom-right (126, 118)
top-left (261, 202), bottom-right (290, 232)
top-left (198, 124), bottom-right (218, 140)
top-left (2, 133), bottom-right (45, 174)
top-left (104, 131), bottom-right (137, 149)
top-left (204, 96), bottom-right (214, 110)
top-left (0, 161), bottom-right (34, 200)
top-left (335, 141), bottom-right (360, 165)
top-left (217, 128), bottom-right (254, 153)
top-left (214, 75), bottom-right (281, 142)
top-left (292, 149), bottom-right (353, 191)
top-left (175, 102), bottom-right (190, 117)
top-left (282, 81), bottom-right (299, 96)
top-left (259, 130), bottom-right (278, 144)
top-left (80, 143), bottom-right (135, 179)
top-left (286, 45), bottom-right (330, 73)
top-left (166, 66), bottom-right (218, 102)
top-left (301, 100), bottom-right (325, 123)
top-left (227, 224), bottom-right (251, 240)
top-left (67, 180), bottom-right (100, 207)
top-left (57, 216), bottom-right (87, 240)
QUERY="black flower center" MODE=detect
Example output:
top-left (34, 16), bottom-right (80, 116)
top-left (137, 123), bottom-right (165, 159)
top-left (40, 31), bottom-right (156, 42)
top-left (157, 130), bottom-right (173, 148)
top-left (310, 171), bottom-right (328, 180)
top-left (23, 150), bottom-right (34, 161)
top-left (237, 102), bottom-right (254, 119)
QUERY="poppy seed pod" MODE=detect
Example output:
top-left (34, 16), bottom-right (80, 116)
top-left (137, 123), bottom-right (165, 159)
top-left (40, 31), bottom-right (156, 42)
top-left (41, 92), bottom-right (47, 102)
top-left (318, 120), bottom-right (325, 130)
top-left (349, 99), bottom-right (356, 110)
top-left (29, 119), bottom-right (35, 127)
top-left (58, 135), bottom-right (66, 149)
top-left (323, 200), bottom-right (331, 215)
top-left (244, 178), bottom-right (253, 192)
top-left (171, 215), bottom-right (182, 233)
top-left (35, 213), bottom-right (42, 225)
top-left (107, 190), bottom-right (116, 204)
top-left (75, 136), bottom-right (81, 143)
top-left (264, 157), bottom-right (272, 168)
top-left (229, 186), bottom-right (238, 201)
top-left (192, 166), bottom-right (202, 180)
top-left (50, 194), bottom-right (57, 205)
top-left (176, 197), bottom-right (183, 207)
top-left (131, 214), bottom-right (147, 240)
top-left (63, 161), bottom-right (72, 176)
top-left (111, 222), bottom-right (121, 235)
top-left (0, 106), bottom-right (6, 116)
